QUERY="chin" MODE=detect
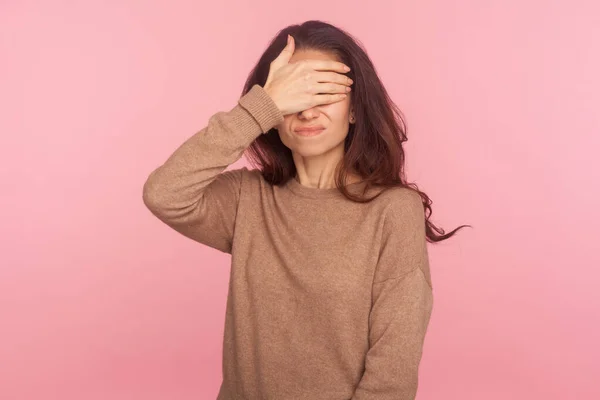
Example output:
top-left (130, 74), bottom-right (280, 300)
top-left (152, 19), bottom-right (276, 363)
top-left (291, 145), bottom-right (329, 157)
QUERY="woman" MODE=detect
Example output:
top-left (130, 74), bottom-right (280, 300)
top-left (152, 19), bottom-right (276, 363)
top-left (143, 20), bottom-right (469, 400)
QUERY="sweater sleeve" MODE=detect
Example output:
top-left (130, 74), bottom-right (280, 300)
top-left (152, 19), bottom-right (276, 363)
top-left (142, 84), bottom-right (284, 254)
top-left (351, 190), bottom-right (434, 400)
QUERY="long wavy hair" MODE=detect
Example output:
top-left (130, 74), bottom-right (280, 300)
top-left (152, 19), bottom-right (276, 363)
top-left (241, 20), bottom-right (471, 243)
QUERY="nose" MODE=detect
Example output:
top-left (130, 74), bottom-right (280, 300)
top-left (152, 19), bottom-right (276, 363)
top-left (298, 107), bottom-right (320, 119)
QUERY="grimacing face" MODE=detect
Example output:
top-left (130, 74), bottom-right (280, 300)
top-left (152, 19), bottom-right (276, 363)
top-left (274, 49), bottom-right (355, 159)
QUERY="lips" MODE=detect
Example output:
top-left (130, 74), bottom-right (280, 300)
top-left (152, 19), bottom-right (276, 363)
top-left (294, 126), bottom-right (325, 133)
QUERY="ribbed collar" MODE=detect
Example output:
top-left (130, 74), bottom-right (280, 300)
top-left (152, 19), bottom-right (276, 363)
top-left (284, 176), bottom-right (366, 199)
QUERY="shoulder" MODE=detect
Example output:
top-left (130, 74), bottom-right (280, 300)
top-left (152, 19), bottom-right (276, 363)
top-left (373, 186), bottom-right (431, 285)
top-left (241, 167), bottom-right (266, 186)
top-left (375, 187), bottom-right (427, 256)
top-left (211, 167), bottom-right (261, 194)
top-left (379, 187), bottom-right (425, 229)
top-left (220, 166), bottom-right (260, 182)
top-left (237, 167), bottom-right (273, 196)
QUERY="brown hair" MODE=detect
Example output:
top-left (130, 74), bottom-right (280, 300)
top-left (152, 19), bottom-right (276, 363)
top-left (241, 20), bottom-right (471, 243)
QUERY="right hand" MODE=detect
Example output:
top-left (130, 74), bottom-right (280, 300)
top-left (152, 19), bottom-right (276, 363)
top-left (262, 35), bottom-right (353, 116)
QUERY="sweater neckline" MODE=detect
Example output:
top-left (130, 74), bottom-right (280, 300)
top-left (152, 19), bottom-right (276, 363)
top-left (284, 176), bottom-right (366, 199)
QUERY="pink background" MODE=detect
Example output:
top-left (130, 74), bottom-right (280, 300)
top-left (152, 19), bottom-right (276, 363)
top-left (1, 1), bottom-right (599, 399)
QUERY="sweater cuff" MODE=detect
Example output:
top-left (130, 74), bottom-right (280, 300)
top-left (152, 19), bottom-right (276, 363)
top-left (238, 84), bottom-right (284, 134)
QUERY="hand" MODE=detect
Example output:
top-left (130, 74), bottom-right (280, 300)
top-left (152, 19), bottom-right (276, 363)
top-left (262, 34), bottom-right (353, 116)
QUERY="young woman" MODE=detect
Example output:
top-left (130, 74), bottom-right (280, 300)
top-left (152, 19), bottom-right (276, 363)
top-left (143, 20), bottom-right (469, 400)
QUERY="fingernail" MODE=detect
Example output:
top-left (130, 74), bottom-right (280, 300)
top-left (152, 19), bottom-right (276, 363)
top-left (344, 65), bottom-right (351, 71)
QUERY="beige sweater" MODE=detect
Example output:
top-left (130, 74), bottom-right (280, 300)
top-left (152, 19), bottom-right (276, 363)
top-left (142, 84), bottom-right (434, 400)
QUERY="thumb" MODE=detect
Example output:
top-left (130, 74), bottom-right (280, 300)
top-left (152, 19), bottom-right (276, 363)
top-left (272, 34), bottom-right (295, 67)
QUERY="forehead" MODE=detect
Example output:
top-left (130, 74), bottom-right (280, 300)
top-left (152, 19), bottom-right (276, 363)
top-left (289, 49), bottom-right (340, 64)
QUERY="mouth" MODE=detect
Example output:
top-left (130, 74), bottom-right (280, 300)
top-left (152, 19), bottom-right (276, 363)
top-left (294, 126), bottom-right (326, 137)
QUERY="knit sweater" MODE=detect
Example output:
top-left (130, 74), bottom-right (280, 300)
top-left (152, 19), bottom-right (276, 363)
top-left (142, 84), bottom-right (434, 400)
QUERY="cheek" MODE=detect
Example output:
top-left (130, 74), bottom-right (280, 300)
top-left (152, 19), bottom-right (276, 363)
top-left (325, 102), bottom-right (350, 123)
top-left (280, 116), bottom-right (294, 132)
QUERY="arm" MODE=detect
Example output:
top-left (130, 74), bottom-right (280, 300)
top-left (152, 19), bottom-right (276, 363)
top-left (142, 84), bottom-right (283, 253)
top-left (351, 190), bottom-right (434, 400)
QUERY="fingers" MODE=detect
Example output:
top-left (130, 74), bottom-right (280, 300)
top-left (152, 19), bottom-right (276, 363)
top-left (313, 70), bottom-right (353, 98)
top-left (315, 71), bottom-right (353, 86)
top-left (305, 59), bottom-right (350, 73)
top-left (313, 93), bottom-right (348, 105)
top-left (297, 59), bottom-right (352, 109)
top-left (314, 82), bottom-right (351, 96)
